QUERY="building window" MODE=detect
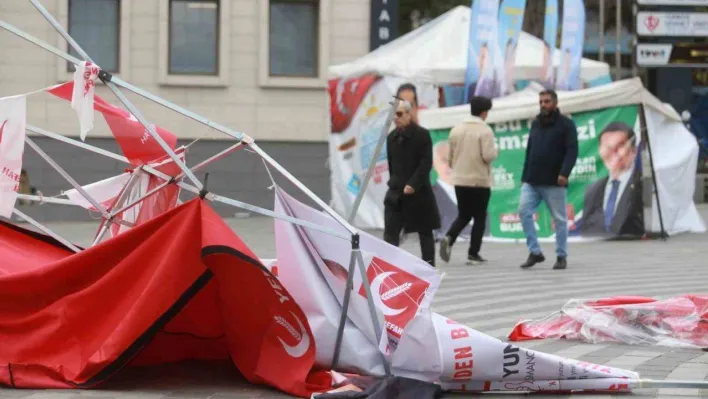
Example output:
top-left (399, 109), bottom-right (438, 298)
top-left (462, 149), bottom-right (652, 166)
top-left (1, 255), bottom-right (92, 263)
top-left (67, 0), bottom-right (120, 72)
top-left (168, 0), bottom-right (219, 75)
top-left (269, 0), bottom-right (319, 78)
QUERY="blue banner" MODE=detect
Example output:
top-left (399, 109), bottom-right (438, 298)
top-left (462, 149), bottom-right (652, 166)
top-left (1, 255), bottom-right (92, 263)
top-left (496, 0), bottom-right (526, 96)
top-left (542, 0), bottom-right (558, 88)
top-left (556, 0), bottom-right (585, 91)
top-left (463, 0), bottom-right (500, 102)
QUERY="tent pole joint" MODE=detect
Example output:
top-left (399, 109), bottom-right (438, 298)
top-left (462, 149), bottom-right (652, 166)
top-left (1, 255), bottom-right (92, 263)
top-left (98, 70), bottom-right (113, 83)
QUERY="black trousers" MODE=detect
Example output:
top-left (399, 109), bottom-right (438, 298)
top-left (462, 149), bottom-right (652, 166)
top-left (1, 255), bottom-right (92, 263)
top-left (383, 206), bottom-right (435, 267)
top-left (446, 186), bottom-right (491, 256)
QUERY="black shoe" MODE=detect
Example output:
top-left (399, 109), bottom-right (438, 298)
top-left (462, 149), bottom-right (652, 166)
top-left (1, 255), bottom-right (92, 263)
top-left (520, 253), bottom-right (545, 269)
top-left (553, 257), bottom-right (567, 270)
top-left (466, 254), bottom-right (487, 265)
top-left (439, 236), bottom-right (452, 263)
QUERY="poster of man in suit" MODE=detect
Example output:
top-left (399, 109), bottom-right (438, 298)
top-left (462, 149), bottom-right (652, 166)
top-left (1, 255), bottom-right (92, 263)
top-left (579, 122), bottom-right (645, 238)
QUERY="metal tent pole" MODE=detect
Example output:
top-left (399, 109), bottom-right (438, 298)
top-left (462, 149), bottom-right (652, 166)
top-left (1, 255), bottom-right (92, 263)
top-left (11, 208), bottom-right (81, 252)
top-left (250, 143), bottom-right (357, 235)
top-left (16, 194), bottom-right (78, 206)
top-left (347, 96), bottom-right (400, 223)
top-left (92, 167), bottom-right (144, 246)
top-left (25, 137), bottom-right (113, 221)
top-left (27, 125), bottom-right (350, 239)
top-left (27, 0), bottom-right (203, 191)
top-left (3, 17), bottom-right (351, 236)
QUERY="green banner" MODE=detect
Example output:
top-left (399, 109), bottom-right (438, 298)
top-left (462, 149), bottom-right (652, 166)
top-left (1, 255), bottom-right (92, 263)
top-left (429, 105), bottom-right (639, 239)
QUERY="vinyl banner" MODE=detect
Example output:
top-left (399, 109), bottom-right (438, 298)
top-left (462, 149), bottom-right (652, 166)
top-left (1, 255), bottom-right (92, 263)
top-left (328, 75), bottom-right (438, 229)
top-left (429, 104), bottom-right (644, 240)
top-left (0, 95), bottom-right (27, 218)
top-left (556, 0), bottom-right (586, 91)
top-left (463, 0), bottom-right (501, 100)
top-left (496, 0), bottom-right (527, 96)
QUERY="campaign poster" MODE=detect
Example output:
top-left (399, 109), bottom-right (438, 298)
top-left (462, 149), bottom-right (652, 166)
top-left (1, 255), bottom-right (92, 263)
top-left (428, 105), bottom-right (645, 240)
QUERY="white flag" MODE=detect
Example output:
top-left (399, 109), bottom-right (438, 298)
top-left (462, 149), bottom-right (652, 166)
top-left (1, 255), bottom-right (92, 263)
top-left (0, 95), bottom-right (27, 218)
top-left (71, 61), bottom-right (100, 140)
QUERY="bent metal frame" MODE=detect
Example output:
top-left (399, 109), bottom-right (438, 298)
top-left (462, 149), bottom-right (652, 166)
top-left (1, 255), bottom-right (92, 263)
top-left (2, 0), bottom-right (701, 392)
top-left (0, 0), bottom-right (393, 376)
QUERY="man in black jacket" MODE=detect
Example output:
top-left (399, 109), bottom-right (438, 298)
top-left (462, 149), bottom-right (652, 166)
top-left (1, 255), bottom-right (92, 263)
top-left (518, 90), bottom-right (578, 270)
top-left (384, 101), bottom-right (441, 267)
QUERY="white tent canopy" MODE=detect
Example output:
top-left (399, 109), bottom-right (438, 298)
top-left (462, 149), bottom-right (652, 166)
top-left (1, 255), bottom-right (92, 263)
top-left (419, 78), bottom-right (680, 129)
top-left (418, 78), bottom-right (707, 237)
top-left (328, 5), bottom-right (611, 86)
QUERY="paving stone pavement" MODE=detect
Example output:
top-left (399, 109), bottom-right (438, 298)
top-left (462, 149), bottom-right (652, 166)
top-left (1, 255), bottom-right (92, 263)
top-left (2, 205), bottom-right (708, 398)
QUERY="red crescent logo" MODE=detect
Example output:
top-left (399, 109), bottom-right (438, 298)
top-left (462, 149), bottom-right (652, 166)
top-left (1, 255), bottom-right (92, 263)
top-left (0, 119), bottom-right (8, 146)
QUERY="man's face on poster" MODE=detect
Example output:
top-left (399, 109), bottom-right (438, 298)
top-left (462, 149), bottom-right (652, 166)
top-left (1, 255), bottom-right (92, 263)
top-left (478, 44), bottom-right (488, 75)
top-left (599, 130), bottom-right (637, 178)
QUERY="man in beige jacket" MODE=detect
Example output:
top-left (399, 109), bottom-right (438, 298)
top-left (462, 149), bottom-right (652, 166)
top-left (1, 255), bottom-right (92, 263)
top-left (440, 96), bottom-right (498, 264)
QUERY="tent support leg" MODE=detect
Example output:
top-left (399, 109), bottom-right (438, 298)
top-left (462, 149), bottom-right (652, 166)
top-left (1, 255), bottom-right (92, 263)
top-left (347, 96), bottom-right (400, 223)
top-left (92, 167), bottom-right (144, 246)
top-left (11, 208), bottom-right (81, 253)
top-left (639, 104), bottom-right (668, 240)
top-left (28, 0), bottom-right (204, 191)
top-left (331, 234), bottom-right (391, 375)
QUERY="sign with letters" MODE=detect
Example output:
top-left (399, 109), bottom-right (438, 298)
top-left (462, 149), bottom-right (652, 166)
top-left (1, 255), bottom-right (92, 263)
top-left (637, 43), bottom-right (708, 67)
top-left (370, 0), bottom-right (399, 50)
top-left (637, 12), bottom-right (708, 36)
top-left (637, 0), bottom-right (708, 5)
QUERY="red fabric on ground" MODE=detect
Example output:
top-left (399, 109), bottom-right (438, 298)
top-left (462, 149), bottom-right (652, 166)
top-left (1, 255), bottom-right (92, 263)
top-left (0, 199), bottom-right (330, 397)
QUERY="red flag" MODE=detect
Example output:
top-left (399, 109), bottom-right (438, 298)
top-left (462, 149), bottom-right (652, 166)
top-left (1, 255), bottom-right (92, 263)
top-left (47, 82), bottom-right (178, 165)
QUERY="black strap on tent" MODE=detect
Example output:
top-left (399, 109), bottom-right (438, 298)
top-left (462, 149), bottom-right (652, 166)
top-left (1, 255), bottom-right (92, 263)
top-left (199, 173), bottom-right (210, 199)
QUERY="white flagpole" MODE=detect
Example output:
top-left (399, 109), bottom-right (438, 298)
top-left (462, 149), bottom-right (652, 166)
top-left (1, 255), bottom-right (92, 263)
top-left (27, 0), bottom-right (204, 191)
top-left (16, 194), bottom-right (78, 206)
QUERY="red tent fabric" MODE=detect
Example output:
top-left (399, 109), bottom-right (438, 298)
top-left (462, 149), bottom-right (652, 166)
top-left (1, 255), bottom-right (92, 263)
top-left (0, 199), bottom-right (331, 397)
top-left (47, 82), bottom-right (178, 166)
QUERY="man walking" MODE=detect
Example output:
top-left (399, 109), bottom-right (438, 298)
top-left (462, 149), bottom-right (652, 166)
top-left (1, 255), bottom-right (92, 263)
top-left (518, 90), bottom-right (578, 270)
top-left (384, 100), bottom-right (441, 267)
top-left (439, 96), bottom-right (498, 264)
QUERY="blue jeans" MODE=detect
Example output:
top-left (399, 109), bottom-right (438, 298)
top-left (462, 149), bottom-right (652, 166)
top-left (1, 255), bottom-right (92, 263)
top-left (518, 183), bottom-right (568, 258)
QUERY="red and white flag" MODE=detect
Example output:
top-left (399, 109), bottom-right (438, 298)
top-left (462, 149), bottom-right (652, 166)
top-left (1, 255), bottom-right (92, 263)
top-left (0, 95), bottom-right (27, 218)
top-left (71, 61), bottom-right (100, 141)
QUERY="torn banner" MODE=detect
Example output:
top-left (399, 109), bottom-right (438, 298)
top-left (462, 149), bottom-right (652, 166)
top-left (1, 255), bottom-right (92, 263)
top-left (509, 295), bottom-right (708, 348)
top-left (273, 187), bottom-right (640, 394)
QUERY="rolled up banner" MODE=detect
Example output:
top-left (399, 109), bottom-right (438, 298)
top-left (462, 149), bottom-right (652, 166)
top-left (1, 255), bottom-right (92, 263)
top-left (556, 0), bottom-right (586, 90)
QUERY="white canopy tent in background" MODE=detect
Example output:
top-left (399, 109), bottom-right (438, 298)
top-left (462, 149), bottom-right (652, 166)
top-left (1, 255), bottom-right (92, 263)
top-left (328, 5), bottom-right (611, 87)
top-left (419, 77), bottom-right (707, 237)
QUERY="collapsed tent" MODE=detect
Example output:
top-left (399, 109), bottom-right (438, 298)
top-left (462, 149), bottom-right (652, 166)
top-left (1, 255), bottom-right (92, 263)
top-left (0, 199), bottom-right (331, 396)
top-left (509, 295), bottom-right (708, 349)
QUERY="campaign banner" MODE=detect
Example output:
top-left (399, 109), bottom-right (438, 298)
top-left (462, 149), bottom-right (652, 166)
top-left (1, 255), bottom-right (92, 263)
top-left (463, 0), bottom-right (501, 101)
top-left (496, 0), bottom-right (527, 96)
top-left (0, 95), bottom-right (27, 218)
top-left (429, 104), bottom-right (644, 240)
top-left (556, 0), bottom-right (585, 91)
top-left (328, 75), bottom-right (438, 229)
top-left (274, 187), bottom-right (442, 358)
top-left (542, 0), bottom-right (559, 88)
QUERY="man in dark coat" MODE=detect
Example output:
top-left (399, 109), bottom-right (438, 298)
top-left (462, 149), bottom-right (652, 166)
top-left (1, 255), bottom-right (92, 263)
top-left (518, 89), bottom-right (578, 270)
top-left (384, 100), bottom-right (441, 267)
